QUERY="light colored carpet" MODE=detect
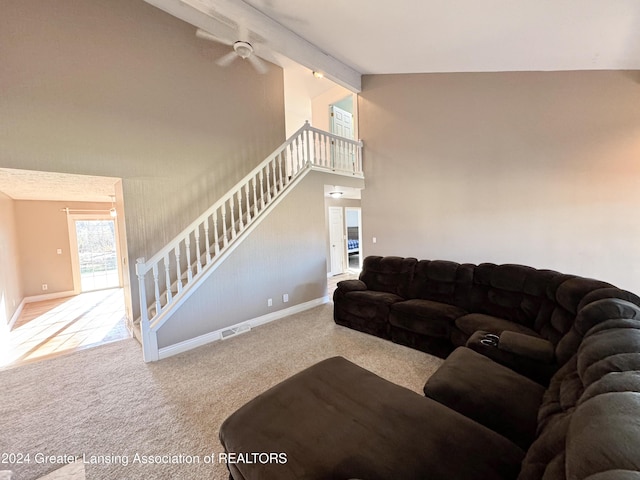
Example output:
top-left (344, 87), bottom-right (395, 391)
top-left (37, 462), bottom-right (85, 480)
top-left (1, 303), bottom-right (443, 480)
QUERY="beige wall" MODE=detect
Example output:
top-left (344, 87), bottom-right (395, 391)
top-left (0, 192), bottom-right (22, 327)
top-left (359, 71), bottom-right (640, 292)
top-left (1, 0), bottom-right (286, 318)
top-left (14, 200), bottom-right (112, 297)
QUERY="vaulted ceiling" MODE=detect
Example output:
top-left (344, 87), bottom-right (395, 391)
top-left (147, 0), bottom-right (640, 92)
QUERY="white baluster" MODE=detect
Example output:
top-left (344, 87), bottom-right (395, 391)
top-left (185, 237), bottom-right (193, 282)
top-left (174, 245), bottom-right (183, 293)
top-left (152, 263), bottom-right (162, 316)
top-left (252, 177), bottom-right (259, 215)
top-left (164, 254), bottom-right (172, 304)
top-left (194, 228), bottom-right (202, 274)
top-left (271, 159), bottom-right (277, 196)
top-left (265, 165), bottom-right (272, 202)
top-left (229, 197), bottom-right (236, 239)
top-left (278, 153), bottom-right (284, 188)
top-left (238, 188), bottom-right (244, 232)
top-left (289, 142), bottom-right (296, 175)
top-left (245, 185), bottom-right (252, 223)
top-left (213, 214), bottom-right (220, 254)
top-left (323, 134), bottom-right (328, 168)
top-left (313, 131), bottom-right (319, 166)
top-left (222, 206), bottom-right (228, 247)
top-left (259, 171), bottom-right (265, 209)
top-left (204, 219), bottom-right (212, 263)
top-left (320, 133), bottom-right (326, 167)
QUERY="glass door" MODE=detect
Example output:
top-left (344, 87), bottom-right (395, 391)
top-left (74, 219), bottom-right (119, 292)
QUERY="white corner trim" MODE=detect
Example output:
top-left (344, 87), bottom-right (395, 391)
top-left (6, 298), bottom-right (26, 332)
top-left (24, 290), bottom-right (76, 304)
top-left (157, 296), bottom-right (330, 360)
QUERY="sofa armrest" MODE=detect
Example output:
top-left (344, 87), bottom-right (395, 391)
top-left (466, 331), bottom-right (557, 386)
top-left (498, 331), bottom-right (555, 363)
top-left (336, 279), bottom-right (368, 292)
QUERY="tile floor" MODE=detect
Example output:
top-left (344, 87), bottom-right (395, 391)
top-left (1, 288), bottom-right (130, 369)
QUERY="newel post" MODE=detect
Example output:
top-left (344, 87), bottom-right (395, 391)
top-left (135, 258), bottom-right (148, 325)
top-left (136, 257), bottom-right (159, 362)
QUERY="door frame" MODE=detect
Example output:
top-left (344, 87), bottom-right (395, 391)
top-left (345, 206), bottom-right (363, 271)
top-left (67, 213), bottom-right (123, 294)
top-left (328, 206), bottom-right (346, 276)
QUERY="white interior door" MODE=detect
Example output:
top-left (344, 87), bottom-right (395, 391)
top-left (330, 105), bottom-right (354, 171)
top-left (330, 105), bottom-right (354, 140)
top-left (329, 206), bottom-right (345, 276)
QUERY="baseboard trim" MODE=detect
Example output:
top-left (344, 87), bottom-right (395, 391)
top-left (24, 290), bottom-right (76, 304)
top-left (157, 296), bottom-right (330, 361)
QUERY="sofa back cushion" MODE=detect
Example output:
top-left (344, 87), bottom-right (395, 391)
top-left (406, 260), bottom-right (475, 308)
top-left (469, 264), bottom-right (566, 334)
top-left (359, 256), bottom-right (417, 297)
top-left (556, 296), bottom-right (640, 365)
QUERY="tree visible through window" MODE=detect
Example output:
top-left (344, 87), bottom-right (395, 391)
top-left (75, 220), bottom-right (119, 292)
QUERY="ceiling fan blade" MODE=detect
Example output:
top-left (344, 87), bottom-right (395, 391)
top-left (247, 54), bottom-right (268, 74)
top-left (195, 28), bottom-right (233, 46)
top-left (216, 50), bottom-right (238, 67)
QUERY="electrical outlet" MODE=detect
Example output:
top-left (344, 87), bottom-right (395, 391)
top-left (267, 298), bottom-right (273, 307)
top-left (42, 284), bottom-right (48, 291)
top-left (283, 293), bottom-right (289, 303)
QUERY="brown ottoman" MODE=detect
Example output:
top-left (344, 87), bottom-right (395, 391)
top-left (219, 356), bottom-right (524, 480)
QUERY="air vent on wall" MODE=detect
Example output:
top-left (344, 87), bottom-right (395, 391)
top-left (220, 323), bottom-right (252, 340)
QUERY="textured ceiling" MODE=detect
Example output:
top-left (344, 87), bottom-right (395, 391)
top-left (0, 168), bottom-right (119, 202)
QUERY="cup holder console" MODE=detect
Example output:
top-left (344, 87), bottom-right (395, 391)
top-left (480, 333), bottom-right (500, 347)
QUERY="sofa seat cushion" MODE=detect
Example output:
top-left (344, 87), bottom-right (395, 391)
top-left (424, 347), bottom-right (546, 450)
top-left (389, 299), bottom-right (467, 337)
top-left (344, 290), bottom-right (404, 306)
top-left (220, 356), bottom-right (525, 480)
top-left (456, 313), bottom-right (541, 338)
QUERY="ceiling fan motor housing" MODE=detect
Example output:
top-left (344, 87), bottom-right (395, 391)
top-left (233, 41), bottom-right (253, 59)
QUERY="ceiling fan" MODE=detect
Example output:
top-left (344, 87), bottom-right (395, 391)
top-left (195, 23), bottom-right (269, 74)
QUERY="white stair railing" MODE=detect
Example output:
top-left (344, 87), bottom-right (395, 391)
top-left (135, 122), bottom-right (362, 360)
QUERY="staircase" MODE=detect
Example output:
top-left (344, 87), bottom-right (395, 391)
top-left (134, 122), bottom-right (363, 361)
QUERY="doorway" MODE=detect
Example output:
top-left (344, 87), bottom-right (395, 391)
top-left (68, 214), bottom-right (122, 293)
top-left (345, 207), bottom-right (362, 272)
top-left (328, 206), bottom-right (345, 276)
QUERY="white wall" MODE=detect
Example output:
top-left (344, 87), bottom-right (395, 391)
top-left (359, 71), bottom-right (640, 292)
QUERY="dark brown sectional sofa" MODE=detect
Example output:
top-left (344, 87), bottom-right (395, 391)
top-left (334, 256), bottom-right (639, 373)
top-left (219, 256), bottom-right (640, 479)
